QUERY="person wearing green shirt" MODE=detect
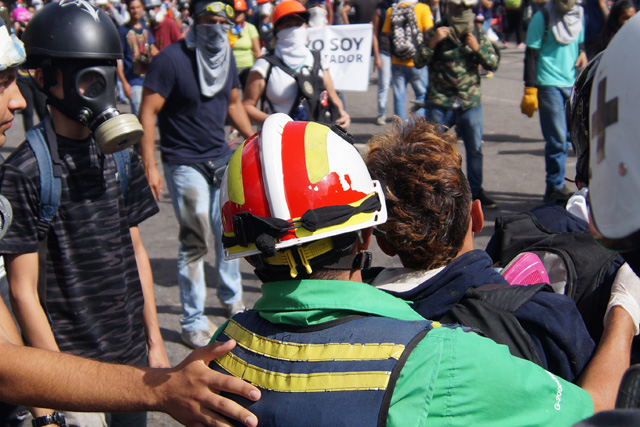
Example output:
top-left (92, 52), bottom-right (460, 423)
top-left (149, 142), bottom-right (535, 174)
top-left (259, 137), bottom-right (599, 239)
top-left (206, 112), bottom-right (630, 425)
top-left (229, 0), bottom-right (261, 88)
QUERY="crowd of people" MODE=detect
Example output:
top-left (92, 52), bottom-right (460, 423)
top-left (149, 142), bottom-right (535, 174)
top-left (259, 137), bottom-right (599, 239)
top-left (1, 0), bottom-right (640, 426)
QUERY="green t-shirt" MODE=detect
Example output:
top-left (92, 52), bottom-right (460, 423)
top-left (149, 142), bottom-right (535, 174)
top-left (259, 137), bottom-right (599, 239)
top-left (230, 22), bottom-right (259, 70)
top-left (215, 279), bottom-right (594, 426)
top-left (526, 10), bottom-right (585, 87)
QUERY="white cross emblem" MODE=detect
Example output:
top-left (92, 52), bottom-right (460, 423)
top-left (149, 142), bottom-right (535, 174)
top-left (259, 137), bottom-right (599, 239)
top-left (59, 0), bottom-right (101, 22)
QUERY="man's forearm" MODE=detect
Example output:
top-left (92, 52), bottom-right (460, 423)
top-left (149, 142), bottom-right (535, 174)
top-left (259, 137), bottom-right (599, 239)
top-left (577, 306), bottom-right (635, 412)
top-left (139, 109), bottom-right (158, 170)
top-left (0, 342), bottom-right (160, 411)
top-left (0, 339), bottom-right (261, 427)
top-left (6, 253), bottom-right (59, 352)
top-left (131, 227), bottom-right (169, 367)
top-left (228, 101), bottom-right (254, 138)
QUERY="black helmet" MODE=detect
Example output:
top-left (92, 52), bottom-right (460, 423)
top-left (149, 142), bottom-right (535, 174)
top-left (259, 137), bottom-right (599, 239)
top-left (566, 52), bottom-right (602, 186)
top-left (22, 0), bottom-right (122, 68)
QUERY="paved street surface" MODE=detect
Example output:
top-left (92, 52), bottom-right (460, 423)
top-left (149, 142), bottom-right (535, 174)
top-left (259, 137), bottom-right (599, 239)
top-left (2, 46), bottom-right (575, 425)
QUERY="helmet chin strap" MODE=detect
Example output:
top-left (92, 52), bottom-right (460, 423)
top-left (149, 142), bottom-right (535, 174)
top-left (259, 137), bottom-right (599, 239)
top-left (324, 251), bottom-right (372, 271)
top-left (39, 60), bottom-right (89, 126)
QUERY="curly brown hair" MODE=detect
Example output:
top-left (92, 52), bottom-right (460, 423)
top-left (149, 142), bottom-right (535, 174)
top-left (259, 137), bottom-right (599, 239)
top-left (365, 117), bottom-right (472, 270)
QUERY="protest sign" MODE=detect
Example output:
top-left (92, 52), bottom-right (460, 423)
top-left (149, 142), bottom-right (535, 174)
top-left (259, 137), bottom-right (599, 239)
top-left (307, 23), bottom-right (372, 92)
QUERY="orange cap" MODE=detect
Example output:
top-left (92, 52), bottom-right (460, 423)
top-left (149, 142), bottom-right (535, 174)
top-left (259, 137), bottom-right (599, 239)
top-left (257, 0), bottom-right (271, 4)
top-left (271, 0), bottom-right (309, 28)
top-left (234, 0), bottom-right (247, 11)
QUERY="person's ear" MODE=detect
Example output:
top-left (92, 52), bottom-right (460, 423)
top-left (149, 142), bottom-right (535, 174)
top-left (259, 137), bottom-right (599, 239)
top-left (471, 199), bottom-right (484, 234)
top-left (34, 68), bottom-right (44, 89)
top-left (375, 234), bottom-right (397, 257)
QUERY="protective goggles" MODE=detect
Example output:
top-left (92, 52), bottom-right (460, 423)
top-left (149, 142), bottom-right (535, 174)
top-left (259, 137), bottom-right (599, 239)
top-left (204, 2), bottom-right (235, 19)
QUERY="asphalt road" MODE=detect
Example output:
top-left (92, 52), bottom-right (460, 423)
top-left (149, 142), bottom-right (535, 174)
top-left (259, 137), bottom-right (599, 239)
top-left (2, 45), bottom-right (574, 425)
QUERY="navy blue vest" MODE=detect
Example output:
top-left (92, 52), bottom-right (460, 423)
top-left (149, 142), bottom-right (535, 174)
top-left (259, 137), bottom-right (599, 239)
top-left (211, 311), bottom-right (440, 427)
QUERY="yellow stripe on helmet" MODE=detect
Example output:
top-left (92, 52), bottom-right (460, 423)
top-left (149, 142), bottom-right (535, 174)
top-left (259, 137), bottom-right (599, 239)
top-left (304, 122), bottom-right (331, 184)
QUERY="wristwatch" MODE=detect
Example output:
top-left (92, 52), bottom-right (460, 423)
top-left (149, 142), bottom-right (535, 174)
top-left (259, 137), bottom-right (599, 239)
top-left (32, 411), bottom-right (67, 427)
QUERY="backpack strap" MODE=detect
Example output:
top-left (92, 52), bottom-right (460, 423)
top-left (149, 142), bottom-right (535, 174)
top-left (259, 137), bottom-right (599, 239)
top-left (541, 6), bottom-right (550, 42)
top-left (26, 118), bottom-right (62, 241)
top-left (112, 149), bottom-right (131, 198)
top-left (440, 283), bottom-right (548, 366)
top-left (261, 53), bottom-right (297, 78)
top-left (472, 283), bottom-right (549, 313)
top-left (260, 54), bottom-right (296, 114)
top-left (377, 327), bottom-right (431, 427)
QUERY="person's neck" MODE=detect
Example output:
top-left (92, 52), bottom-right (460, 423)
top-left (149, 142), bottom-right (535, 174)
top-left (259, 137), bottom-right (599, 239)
top-left (454, 221), bottom-right (475, 259)
top-left (49, 107), bottom-right (91, 140)
top-left (311, 268), bottom-right (363, 283)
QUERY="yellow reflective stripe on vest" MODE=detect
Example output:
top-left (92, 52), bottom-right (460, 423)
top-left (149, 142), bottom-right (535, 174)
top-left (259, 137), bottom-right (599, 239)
top-left (214, 352), bottom-right (392, 392)
top-left (224, 319), bottom-right (406, 361)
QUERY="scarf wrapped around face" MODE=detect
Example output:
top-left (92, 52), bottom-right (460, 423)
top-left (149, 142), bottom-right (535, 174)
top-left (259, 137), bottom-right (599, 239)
top-left (547, 0), bottom-right (584, 45)
top-left (274, 25), bottom-right (312, 70)
top-left (446, 7), bottom-right (475, 40)
top-left (185, 23), bottom-right (232, 97)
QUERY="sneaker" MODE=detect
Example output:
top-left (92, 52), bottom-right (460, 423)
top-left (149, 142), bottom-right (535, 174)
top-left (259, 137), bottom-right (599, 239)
top-left (181, 328), bottom-right (213, 349)
top-left (225, 300), bottom-right (246, 318)
top-left (473, 189), bottom-right (498, 210)
top-left (543, 185), bottom-right (574, 204)
top-left (517, 43), bottom-right (526, 49)
top-left (481, 70), bottom-right (494, 79)
top-left (502, 252), bottom-right (550, 285)
top-left (376, 117), bottom-right (386, 126)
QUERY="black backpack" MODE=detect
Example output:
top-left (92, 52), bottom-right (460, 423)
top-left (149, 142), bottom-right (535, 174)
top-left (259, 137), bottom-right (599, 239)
top-left (439, 283), bottom-right (549, 367)
top-left (261, 50), bottom-right (339, 124)
top-left (488, 211), bottom-right (624, 343)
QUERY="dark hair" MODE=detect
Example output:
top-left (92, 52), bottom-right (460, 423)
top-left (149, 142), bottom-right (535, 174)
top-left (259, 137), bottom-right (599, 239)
top-left (365, 117), bottom-right (472, 270)
top-left (601, 0), bottom-right (636, 49)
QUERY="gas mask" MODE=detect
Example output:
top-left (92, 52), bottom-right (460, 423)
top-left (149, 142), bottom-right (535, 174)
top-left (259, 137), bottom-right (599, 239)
top-left (43, 60), bottom-right (143, 154)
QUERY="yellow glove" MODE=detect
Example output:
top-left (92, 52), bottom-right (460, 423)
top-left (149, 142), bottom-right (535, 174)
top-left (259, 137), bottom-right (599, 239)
top-left (520, 87), bottom-right (538, 118)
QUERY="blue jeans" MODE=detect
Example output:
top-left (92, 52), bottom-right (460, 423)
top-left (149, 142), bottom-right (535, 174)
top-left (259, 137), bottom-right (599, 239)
top-left (130, 84), bottom-right (143, 116)
top-left (164, 163), bottom-right (242, 332)
top-left (392, 64), bottom-right (428, 120)
top-left (425, 102), bottom-right (484, 196)
top-left (538, 86), bottom-right (571, 192)
top-left (377, 53), bottom-right (392, 119)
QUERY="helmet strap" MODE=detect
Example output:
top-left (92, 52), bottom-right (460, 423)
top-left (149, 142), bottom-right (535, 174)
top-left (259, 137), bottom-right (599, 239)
top-left (324, 251), bottom-right (372, 272)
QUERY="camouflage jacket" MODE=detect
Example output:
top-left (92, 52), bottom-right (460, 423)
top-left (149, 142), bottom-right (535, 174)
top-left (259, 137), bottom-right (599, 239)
top-left (417, 24), bottom-right (499, 109)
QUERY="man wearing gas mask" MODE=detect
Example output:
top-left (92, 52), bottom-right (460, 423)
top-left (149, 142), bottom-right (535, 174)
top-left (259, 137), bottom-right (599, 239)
top-left (144, 0), bottom-right (183, 51)
top-left (0, 2), bottom-right (170, 425)
top-left (415, 0), bottom-right (500, 210)
top-left (139, 0), bottom-right (254, 349)
top-left (521, 0), bottom-right (587, 204)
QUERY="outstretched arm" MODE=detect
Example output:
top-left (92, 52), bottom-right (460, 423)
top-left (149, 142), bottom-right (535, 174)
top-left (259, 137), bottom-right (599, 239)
top-left (0, 334), bottom-right (261, 427)
top-left (577, 306), bottom-right (634, 412)
top-left (577, 263), bottom-right (640, 412)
